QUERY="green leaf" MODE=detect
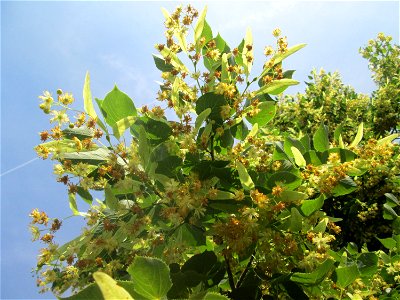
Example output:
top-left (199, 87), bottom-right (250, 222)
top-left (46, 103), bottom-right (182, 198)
top-left (267, 171), bottom-right (302, 190)
top-left (138, 125), bottom-right (150, 167)
top-left (314, 218), bottom-right (329, 233)
top-left (377, 237), bottom-right (397, 250)
top-left (236, 160), bottom-right (255, 190)
top-left (128, 256), bottom-right (171, 300)
top-left (357, 253), bottom-right (378, 278)
top-left (290, 207), bottom-right (303, 232)
top-left (350, 122), bottom-right (363, 148)
top-left (334, 124), bottom-right (343, 142)
top-left (101, 86), bottom-right (137, 127)
top-left (212, 190), bottom-right (236, 200)
top-left (313, 123), bottom-right (329, 152)
top-left (171, 77), bottom-right (180, 108)
top-left (69, 193), bottom-right (79, 215)
top-left (245, 101), bottom-right (276, 126)
top-left (338, 134), bottom-right (345, 149)
top-left (291, 259), bottom-right (334, 284)
top-left (173, 223), bottom-right (206, 246)
top-left (254, 79), bottom-right (299, 96)
top-left (242, 27), bottom-right (253, 76)
top-left (62, 127), bottom-right (94, 140)
top-left (221, 53), bottom-right (231, 83)
top-left (332, 177), bottom-right (357, 196)
top-left (301, 195), bottom-right (325, 216)
top-left (58, 282), bottom-right (103, 300)
top-left (195, 108), bottom-right (211, 134)
top-left (291, 146), bottom-right (306, 167)
top-left (77, 186), bottom-right (93, 205)
top-left (105, 185), bottom-right (120, 211)
top-left (385, 193), bottom-right (400, 205)
top-left (377, 133), bottom-right (400, 145)
top-left (230, 120), bottom-right (249, 141)
top-left (195, 6), bottom-right (208, 45)
top-left (204, 293), bottom-right (230, 300)
top-left (276, 190), bottom-right (307, 202)
top-left (159, 46), bottom-right (189, 72)
top-left (112, 116), bottom-right (136, 140)
top-left (195, 92), bottom-right (227, 123)
top-left (153, 54), bottom-right (174, 72)
top-left (83, 71), bottom-right (98, 120)
top-left (93, 272), bottom-right (133, 300)
top-left (383, 203), bottom-right (398, 220)
top-left (60, 147), bottom-right (111, 164)
top-left (260, 44), bottom-right (306, 78)
top-left (335, 265), bottom-right (359, 288)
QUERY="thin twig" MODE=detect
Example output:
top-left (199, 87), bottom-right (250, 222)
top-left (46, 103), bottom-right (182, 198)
top-left (224, 253), bottom-right (236, 291)
top-left (236, 250), bottom-right (256, 289)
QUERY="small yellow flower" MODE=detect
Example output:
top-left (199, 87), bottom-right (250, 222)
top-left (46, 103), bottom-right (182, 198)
top-left (272, 28), bottom-right (281, 37)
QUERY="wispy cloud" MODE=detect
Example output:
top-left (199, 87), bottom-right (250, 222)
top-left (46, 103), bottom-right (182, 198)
top-left (99, 54), bottom-right (156, 105)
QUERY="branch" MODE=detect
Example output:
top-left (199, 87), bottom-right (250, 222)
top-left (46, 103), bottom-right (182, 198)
top-left (224, 253), bottom-right (236, 292)
top-left (235, 250), bottom-right (255, 289)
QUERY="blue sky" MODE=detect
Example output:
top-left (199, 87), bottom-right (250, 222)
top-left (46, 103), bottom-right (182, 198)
top-left (1, 1), bottom-right (399, 299)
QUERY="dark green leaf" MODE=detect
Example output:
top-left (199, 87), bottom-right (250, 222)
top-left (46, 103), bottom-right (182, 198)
top-left (195, 93), bottom-right (227, 123)
top-left (153, 54), bottom-right (174, 72)
top-left (301, 195), bottom-right (325, 216)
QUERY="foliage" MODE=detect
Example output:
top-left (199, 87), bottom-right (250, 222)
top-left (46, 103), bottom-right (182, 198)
top-left (31, 5), bottom-right (400, 300)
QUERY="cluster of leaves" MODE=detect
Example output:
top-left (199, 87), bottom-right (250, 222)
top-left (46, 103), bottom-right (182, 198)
top-left (31, 5), bottom-right (400, 300)
top-left (272, 32), bottom-right (399, 141)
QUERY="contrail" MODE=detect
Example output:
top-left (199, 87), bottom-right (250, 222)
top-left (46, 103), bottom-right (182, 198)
top-left (0, 157), bottom-right (39, 177)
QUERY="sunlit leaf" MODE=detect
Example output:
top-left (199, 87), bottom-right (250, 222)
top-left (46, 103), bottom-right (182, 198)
top-left (236, 160), bottom-right (255, 190)
top-left (83, 71), bottom-right (98, 120)
top-left (93, 272), bottom-right (133, 300)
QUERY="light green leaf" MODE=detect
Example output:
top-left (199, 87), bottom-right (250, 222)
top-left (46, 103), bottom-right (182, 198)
top-left (60, 147), bottom-right (111, 164)
top-left (171, 77), bottom-right (180, 108)
top-left (69, 193), bottom-right (79, 215)
top-left (83, 71), bottom-right (98, 120)
top-left (314, 217), bottom-right (329, 233)
top-left (338, 134), bottom-right (345, 149)
top-left (254, 79), bottom-right (299, 96)
top-left (245, 101), bottom-right (276, 126)
top-left (175, 29), bottom-right (188, 54)
top-left (221, 53), bottom-right (230, 83)
top-left (195, 108), bottom-right (211, 134)
top-left (212, 190), bottom-right (236, 200)
top-left (93, 272), bottom-right (133, 300)
top-left (291, 146), bottom-right (306, 167)
top-left (242, 27), bottom-right (253, 76)
top-left (161, 7), bottom-right (170, 19)
top-left (236, 160), bottom-right (255, 190)
top-left (128, 256), bottom-right (172, 300)
top-left (377, 133), bottom-right (400, 145)
top-left (112, 116), bottom-right (136, 140)
top-left (277, 190), bottom-right (307, 202)
top-left (313, 123), bottom-right (329, 152)
top-left (350, 122), bottom-right (363, 147)
top-left (159, 46), bottom-right (189, 72)
top-left (194, 6), bottom-right (208, 45)
top-left (260, 43), bottom-right (306, 78)
top-left (335, 265), bottom-right (359, 288)
top-left (246, 123), bottom-right (259, 140)
top-left (101, 86), bottom-right (137, 127)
